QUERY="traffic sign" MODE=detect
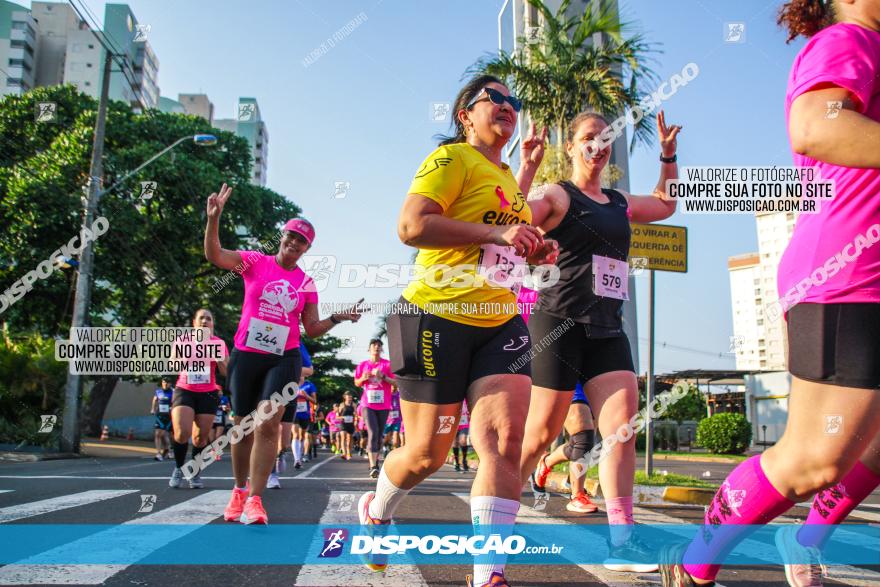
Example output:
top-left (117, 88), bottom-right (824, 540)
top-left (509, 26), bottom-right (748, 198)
top-left (629, 222), bottom-right (688, 273)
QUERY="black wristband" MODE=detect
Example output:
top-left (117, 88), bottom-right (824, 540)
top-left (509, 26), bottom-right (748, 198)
top-left (660, 153), bottom-right (677, 163)
top-left (329, 314), bottom-right (341, 325)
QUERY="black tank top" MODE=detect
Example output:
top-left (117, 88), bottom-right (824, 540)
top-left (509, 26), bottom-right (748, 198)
top-left (534, 181), bottom-right (631, 333)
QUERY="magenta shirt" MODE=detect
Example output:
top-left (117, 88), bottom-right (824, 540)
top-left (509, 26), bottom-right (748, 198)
top-left (778, 23), bottom-right (880, 309)
top-left (355, 358), bottom-right (394, 410)
top-left (232, 252), bottom-right (318, 353)
top-left (175, 335), bottom-right (228, 392)
top-left (387, 392), bottom-right (402, 424)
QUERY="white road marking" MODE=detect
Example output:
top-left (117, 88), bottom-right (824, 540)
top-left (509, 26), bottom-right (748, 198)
top-left (294, 491), bottom-right (427, 586)
top-left (0, 490), bottom-right (137, 524)
top-left (0, 490), bottom-right (228, 585)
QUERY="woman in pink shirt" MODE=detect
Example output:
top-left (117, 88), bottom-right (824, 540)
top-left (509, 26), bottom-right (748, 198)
top-left (354, 338), bottom-right (396, 478)
top-left (204, 183), bottom-right (362, 525)
top-left (167, 308), bottom-right (228, 490)
top-left (661, 3), bottom-right (880, 586)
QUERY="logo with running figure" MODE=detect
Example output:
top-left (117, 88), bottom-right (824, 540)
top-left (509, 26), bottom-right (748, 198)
top-left (721, 481), bottom-right (746, 518)
top-left (319, 528), bottom-right (348, 558)
top-left (259, 279), bottom-right (300, 319)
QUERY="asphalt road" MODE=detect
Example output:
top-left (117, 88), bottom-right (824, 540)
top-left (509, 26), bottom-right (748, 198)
top-left (0, 447), bottom-right (877, 586)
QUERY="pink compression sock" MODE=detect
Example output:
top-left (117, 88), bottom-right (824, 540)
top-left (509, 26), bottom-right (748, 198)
top-left (682, 455), bottom-right (795, 581)
top-left (797, 461), bottom-right (880, 549)
top-left (604, 496), bottom-right (634, 546)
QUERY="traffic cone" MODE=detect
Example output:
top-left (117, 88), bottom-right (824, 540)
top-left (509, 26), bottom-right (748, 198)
top-left (127, 427), bottom-right (134, 441)
top-left (100, 425), bottom-right (109, 442)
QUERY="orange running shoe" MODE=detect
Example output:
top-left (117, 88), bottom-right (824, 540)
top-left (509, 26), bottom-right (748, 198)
top-left (240, 495), bottom-right (268, 525)
top-left (357, 491), bottom-right (391, 572)
top-left (223, 486), bottom-right (248, 522)
top-left (566, 494), bottom-right (599, 513)
top-left (466, 571), bottom-right (510, 586)
top-left (532, 455), bottom-right (551, 492)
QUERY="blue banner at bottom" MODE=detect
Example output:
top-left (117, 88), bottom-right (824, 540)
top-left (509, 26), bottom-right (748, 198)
top-left (0, 524), bottom-right (876, 565)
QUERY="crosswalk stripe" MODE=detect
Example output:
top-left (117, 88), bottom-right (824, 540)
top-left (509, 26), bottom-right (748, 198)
top-left (454, 493), bottom-right (659, 586)
top-left (294, 491), bottom-right (427, 587)
top-left (0, 490), bottom-right (228, 585)
top-left (0, 490), bottom-right (138, 524)
top-left (0, 491), bottom-right (13, 495)
top-left (631, 504), bottom-right (880, 587)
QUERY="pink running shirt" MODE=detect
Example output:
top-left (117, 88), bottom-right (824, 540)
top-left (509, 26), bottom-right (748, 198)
top-left (175, 335), bottom-right (228, 392)
top-left (355, 358), bottom-right (395, 410)
top-left (778, 23), bottom-right (880, 309)
top-left (232, 251), bottom-right (318, 353)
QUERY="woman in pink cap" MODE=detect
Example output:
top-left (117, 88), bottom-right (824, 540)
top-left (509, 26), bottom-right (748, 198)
top-left (204, 183), bottom-right (362, 525)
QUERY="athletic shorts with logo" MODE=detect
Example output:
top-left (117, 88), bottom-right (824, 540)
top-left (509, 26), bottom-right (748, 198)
top-left (386, 297), bottom-right (531, 405)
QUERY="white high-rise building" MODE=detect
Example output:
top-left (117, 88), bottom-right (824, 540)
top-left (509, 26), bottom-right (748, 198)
top-left (214, 97), bottom-right (268, 187)
top-left (0, 0), bottom-right (39, 97)
top-left (729, 211), bottom-right (797, 371)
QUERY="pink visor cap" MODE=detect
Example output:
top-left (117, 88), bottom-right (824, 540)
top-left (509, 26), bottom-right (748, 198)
top-left (282, 218), bottom-right (315, 245)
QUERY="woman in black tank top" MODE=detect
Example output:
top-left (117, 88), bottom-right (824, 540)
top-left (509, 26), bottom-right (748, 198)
top-left (516, 110), bottom-right (681, 569)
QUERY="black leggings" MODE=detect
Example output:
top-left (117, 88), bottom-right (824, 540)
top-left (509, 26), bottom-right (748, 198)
top-left (364, 408), bottom-right (388, 453)
top-left (228, 348), bottom-right (302, 416)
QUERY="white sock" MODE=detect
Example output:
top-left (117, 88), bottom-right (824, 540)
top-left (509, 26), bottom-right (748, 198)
top-left (471, 495), bottom-right (519, 585)
top-left (368, 467), bottom-right (410, 521)
top-left (293, 439), bottom-right (303, 462)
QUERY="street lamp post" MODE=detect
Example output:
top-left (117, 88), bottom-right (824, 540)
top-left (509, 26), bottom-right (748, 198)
top-left (59, 131), bottom-right (217, 453)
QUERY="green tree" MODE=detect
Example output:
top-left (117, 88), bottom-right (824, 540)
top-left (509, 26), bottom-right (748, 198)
top-left (0, 85), bottom-right (301, 436)
top-left (470, 0), bottom-right (658, 155)
top-left (661, 382), bottom-right (707, 423)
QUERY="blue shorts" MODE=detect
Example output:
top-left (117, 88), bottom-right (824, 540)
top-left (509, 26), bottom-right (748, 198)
top-left (572, 382), bottom-right (590, 406)
top-left (384, 422), bottom-right (401, 435)
top-left (154, 415), bottom-right (172, 431)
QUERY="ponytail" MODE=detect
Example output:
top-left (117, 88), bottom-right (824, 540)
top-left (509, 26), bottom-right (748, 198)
top-left (778, 0), bottom-right (835, 42)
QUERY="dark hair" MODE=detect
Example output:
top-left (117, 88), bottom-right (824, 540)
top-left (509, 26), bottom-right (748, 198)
top-left (437, 74), bottom-right (505, 146)
top-left (368, 338), bottom-right (383, 348)
top-left (778, 0), bottom-right (835, 42)
top-left (566, 111), bottom-right (609, 144)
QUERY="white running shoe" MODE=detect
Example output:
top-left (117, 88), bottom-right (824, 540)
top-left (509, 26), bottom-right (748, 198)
top-left (776, 525), bottom-right (827, 586)
top-left (168, 468), bottom-right (184, 488)
top-left (267, 472), bottom-right (281, 489)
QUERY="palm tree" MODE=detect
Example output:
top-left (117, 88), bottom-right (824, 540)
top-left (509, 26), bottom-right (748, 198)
top-left (470, 0), bottom-right (659, 155)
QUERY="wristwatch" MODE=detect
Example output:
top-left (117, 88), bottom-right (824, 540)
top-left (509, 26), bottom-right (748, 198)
top-left (330, 314), bottom-right (341, 324)
top-left (660, 153), bottom-right (677, 163)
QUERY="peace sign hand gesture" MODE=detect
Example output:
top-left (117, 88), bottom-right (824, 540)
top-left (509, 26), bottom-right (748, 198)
top-left (520, 122), bottom-right (549, 168)
top-left (207, 183), bottom-right (233, 220)
top-left (657, 111), bottom-right (682, 158)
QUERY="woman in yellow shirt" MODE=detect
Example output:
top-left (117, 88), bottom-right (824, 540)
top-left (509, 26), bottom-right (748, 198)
top-left (357, 74), bottom-right (557, 587)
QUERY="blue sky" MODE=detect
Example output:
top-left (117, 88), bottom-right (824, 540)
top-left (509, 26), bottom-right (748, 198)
top-left (27, 0), bottom-right (806, 373)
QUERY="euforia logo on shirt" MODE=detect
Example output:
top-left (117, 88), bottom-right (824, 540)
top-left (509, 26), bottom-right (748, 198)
top-left (481, 210), bottom-right (528, 226)
top-left (259, 279), bottom-right (300, 319)
top-left (421, 330), bottom-right (436, 377)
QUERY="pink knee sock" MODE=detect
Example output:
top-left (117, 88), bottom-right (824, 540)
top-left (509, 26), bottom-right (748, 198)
top-left (797, 461), bottom-right (880, 549)
top-left (604, 496), bottom-right (634, 546)
top-left (683, 455), bottom-right (795, 581)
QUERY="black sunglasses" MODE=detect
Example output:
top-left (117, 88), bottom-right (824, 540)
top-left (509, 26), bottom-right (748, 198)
top-left (466, 87), bottom-right (522, 112)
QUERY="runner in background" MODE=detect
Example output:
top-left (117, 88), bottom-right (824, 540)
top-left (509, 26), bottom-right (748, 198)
top-left (326, 403), bottom-right (340, 453)
top-left (204, 184), bottom-right (361, 524)
top-left (355, 398), bottom-right (367, 458)
top-left (383, 389), bottom-right (403, 457)
top-left (532, 381), bottom-right (599, 514)
top-left (308, 400), bottom-right (322, 459)
top-left (209, 390), bottom-right (231, 460)
top-left (354, 339), bottom-right (396, 478)
top-left (277, 343), bottom-right (315, 475)
top-left (360, 75), bottom-right (557, 586)
top-left (169, 308), bottom-right (228, 490)
top-left (294, 379), bottom-right (318, 466)
top-left (518, 109), bottom-right (680, 572)
top-left (661, 2), bottom-right (880, 585)
top-left (453, 400), bottom-right (471, 473)
top-left (340, 392), bottom-right (356, 460)
top-left (151, 378), bottom-right (173, 461)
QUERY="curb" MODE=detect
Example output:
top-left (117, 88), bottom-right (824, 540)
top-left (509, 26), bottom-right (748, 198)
top-left (541, 471), bottom-right (715, 506)
top-left (0, 451), bottom-right (81, 462)
top-left (649, 453), bottom-right (749, 464)
top-left (81, 442), bottom-right (157, 455)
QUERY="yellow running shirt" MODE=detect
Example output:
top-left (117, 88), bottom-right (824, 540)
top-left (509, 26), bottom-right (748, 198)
top-left (402, 142), bottom-right (532, 327)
